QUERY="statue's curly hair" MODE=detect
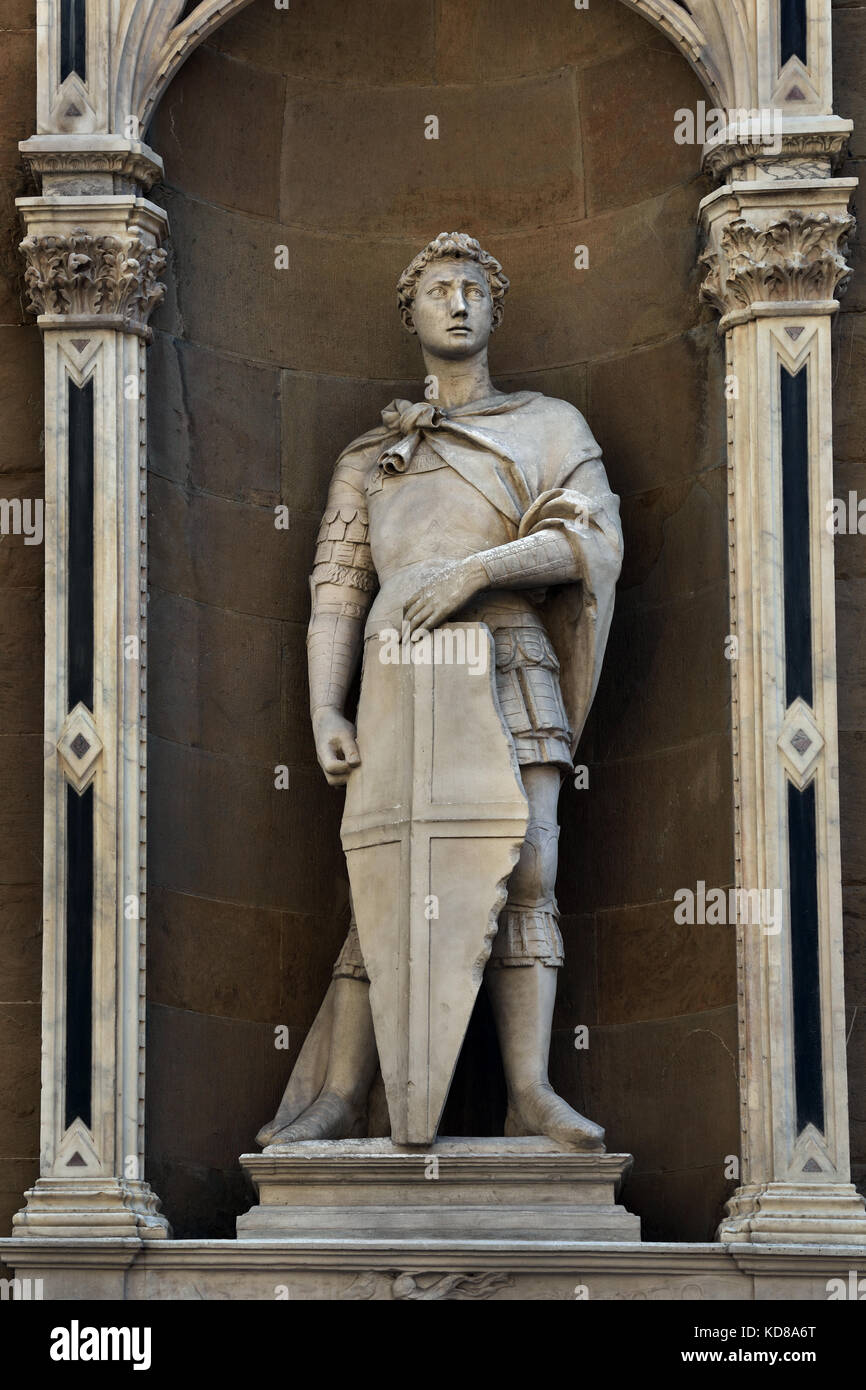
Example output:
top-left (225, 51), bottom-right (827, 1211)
top-left (396, 232), bottom-right (510, 334)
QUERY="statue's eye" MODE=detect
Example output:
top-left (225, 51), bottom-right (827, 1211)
top-left (466, 286), bottom-right (483, 298)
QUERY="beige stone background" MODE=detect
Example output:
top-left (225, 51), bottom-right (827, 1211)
top-left (0, 0), bottom-right (863, 1248)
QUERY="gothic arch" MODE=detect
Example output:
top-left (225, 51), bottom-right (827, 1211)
top-left (129, 0), bottom-right (728, 137)
top-left (618, 0), bottom-right (751, 108)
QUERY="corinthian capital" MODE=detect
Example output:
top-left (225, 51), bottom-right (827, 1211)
top-left (19, 227), bottom-right (167, 330)
top-left (700, 208), bottom-right (855, 329)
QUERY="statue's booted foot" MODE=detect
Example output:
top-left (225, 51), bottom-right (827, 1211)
top-left (505, 1082), bottom-right (605, 1152)
top-left (258, 1091), bottom-right (359, 1145)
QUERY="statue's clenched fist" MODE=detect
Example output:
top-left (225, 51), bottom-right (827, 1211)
top-left (313, 707), bottom-right (361, 786)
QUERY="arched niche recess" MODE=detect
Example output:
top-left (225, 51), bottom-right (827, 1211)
top-left (142, 0), bottom-right (735, 1242)
top-left (11, 0), bottom-right (862, 1275)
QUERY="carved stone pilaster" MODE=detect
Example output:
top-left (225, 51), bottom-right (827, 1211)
top-left (19, 227), bottom-right (167, 329)
top-left (697, 168), bottom-right (866, 1245)
top-left (8, 184), bottom-right (170, 1246)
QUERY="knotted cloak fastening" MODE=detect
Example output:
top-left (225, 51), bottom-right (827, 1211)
top-left (365, 392), bottom-right (542, 522)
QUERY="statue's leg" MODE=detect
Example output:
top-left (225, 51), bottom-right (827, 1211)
top-left (486, 764), bottom-right (605, 1152)
top-left (267, 924), bottom-right (378, 1143)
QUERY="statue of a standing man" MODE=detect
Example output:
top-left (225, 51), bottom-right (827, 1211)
top-left (258, 233), bottom-right (623, 1150)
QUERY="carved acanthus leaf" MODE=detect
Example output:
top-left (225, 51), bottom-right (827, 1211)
top-left (700, 211), bottom-right (855, 320)
top-left (19, 228), bottom-right (167, 326)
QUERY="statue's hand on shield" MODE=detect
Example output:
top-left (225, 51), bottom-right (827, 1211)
top-left (313, 707), bottom-right (361, 786)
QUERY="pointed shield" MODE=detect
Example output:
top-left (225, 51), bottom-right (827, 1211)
top-left (341, 622), bottom-right (529, 1144)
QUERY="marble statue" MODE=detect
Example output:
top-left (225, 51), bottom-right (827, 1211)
top-left (258, 232), bottom-right (623, 1150)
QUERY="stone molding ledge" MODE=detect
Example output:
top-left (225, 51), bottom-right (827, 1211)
top-left (2, 1236), bottom-right (866, 1300)
top-left (20, 135), bottom-right (164, 196)
top-left (703, 117), bottom-right (853, 183)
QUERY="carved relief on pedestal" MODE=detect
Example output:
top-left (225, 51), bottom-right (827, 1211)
top-left (19, 227), bottom-right (167, 329)
top-left (700, 209), bottom-right (855, 327)
top-left (340, 1271), bottom-right (513, 1301)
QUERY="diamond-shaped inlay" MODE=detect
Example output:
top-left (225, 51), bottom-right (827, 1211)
top-left (57, 702), bottom-right (103, 794)
top-left (778, 697), bottom-right (824, 789)
top-left (69, 732), bottom-right (91, 760)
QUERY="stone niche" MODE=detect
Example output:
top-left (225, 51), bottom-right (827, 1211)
top-left (144, 0), bottom-right (736, 1240)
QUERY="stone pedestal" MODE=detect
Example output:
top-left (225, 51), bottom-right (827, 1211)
top-left (237, 1138), bottom-right (640, 1245)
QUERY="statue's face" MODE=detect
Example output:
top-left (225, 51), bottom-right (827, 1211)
top-left (409, 258), bottom-right (494, 358)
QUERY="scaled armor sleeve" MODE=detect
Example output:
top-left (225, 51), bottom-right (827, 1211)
top-left (307, 464), bottom-right (377, 716)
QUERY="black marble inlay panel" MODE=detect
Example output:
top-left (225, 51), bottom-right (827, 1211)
top-left (65, 783), bottom-right (93, 1129)
top-left (68, 377), bottom-right (94, 711)
top-left (781, 0), bottom-right (808, 67)
top-left (781, 366), bottom-right (813, 708)
top-left (788, 778), bottom-right (824, 1134)
top-left (60, 0), bottom-right (87, 84)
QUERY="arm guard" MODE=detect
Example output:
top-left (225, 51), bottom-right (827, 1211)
top-left (475, 529), bottom-right (578, 589)
top-left (308, 503), bottom-right (377, 716)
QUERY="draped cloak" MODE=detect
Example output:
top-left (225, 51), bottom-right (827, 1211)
top-left (256, 391), bottom-right (623, 1145)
